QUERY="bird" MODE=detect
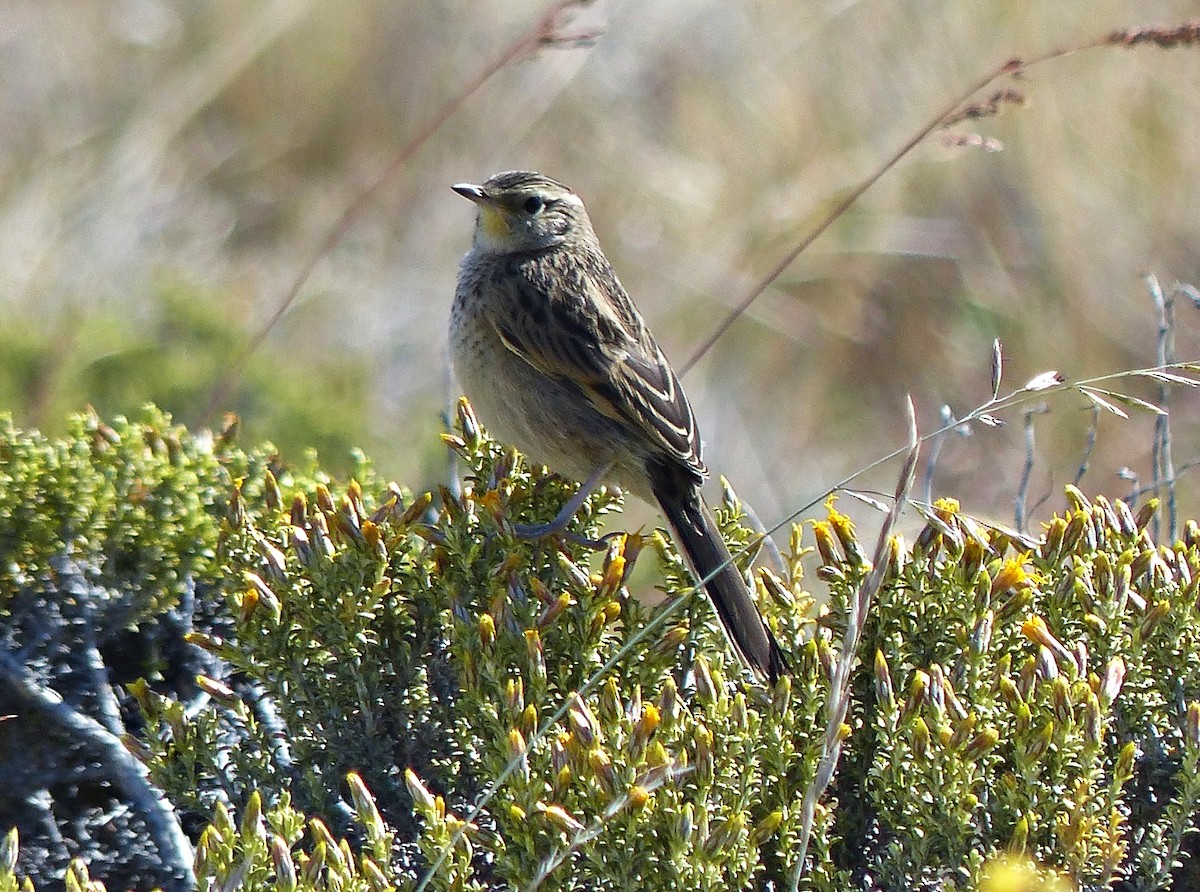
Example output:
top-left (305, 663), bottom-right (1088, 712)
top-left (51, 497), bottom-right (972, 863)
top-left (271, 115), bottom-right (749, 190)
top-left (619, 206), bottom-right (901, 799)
top-left (449, 170), bottom-right (785, 683)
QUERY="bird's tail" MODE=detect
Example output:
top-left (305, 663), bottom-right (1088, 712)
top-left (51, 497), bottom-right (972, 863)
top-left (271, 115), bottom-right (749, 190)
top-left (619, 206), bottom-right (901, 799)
top-left (650, 467), bottom-right (786, 683)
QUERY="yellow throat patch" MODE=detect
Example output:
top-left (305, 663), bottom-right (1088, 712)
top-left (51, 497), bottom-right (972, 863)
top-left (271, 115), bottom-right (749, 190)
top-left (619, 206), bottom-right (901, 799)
top-left (479, 206), bottom-right (512, 243)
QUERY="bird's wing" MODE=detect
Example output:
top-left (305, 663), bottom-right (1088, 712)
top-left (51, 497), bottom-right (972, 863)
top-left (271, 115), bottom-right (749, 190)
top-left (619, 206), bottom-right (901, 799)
top-left (487, 253), bottom-right (706, 478)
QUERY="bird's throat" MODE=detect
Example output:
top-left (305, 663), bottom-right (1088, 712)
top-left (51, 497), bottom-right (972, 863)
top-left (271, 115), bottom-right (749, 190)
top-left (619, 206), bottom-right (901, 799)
top-left (478, 207), bottom-right (512, 247)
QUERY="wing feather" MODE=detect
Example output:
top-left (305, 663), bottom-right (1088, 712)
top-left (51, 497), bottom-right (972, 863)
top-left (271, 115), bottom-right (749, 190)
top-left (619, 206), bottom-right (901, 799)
top-left (486, 249), bottom-right (705, 479)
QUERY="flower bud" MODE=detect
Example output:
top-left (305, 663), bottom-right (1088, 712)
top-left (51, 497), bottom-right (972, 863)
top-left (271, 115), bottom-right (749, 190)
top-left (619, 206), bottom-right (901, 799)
top-left (589, 749), bottom-right (618, 797)
top-left (478, 613), bottom-right (496, 647)
top-left (1115, 742), bottom-right (1137, 785)
top-left (519, 704), bottom-right (538, 737)
top-left (1138, 599), bottom-right (1170, 640)
top-left (1043, 517), bottom-right (1067, 559)
top-left (538, 802), bottom-right (585, 835)
top-left (1009, 816), bottom-right (1029, 853)
top-left (1185, 702), bottom-right (1200, 749)
top-left (904, 670), bottom-right (930, 715)
top-left (310, 819), bottom-right (342, 869)
top-left (653, 623), bottom-right (690, 655)
top-left (525, 629), bottom-right (546, 683)
top-left (628, 785), bottom-right (650, 811)
top-left (971, 611), bottom-right (994, 656)
top-left (1050, 676), bottom-right (1073, 725)
top-left (362, 858), bottom-right (389, 892)
top-left (504, 677), bottom-right (524, 712)
top-left (1072, 641), bottom-right (1088, 677)
top-left (241, 790), bottom-right (265, 840)
top-left (950, 711), bottom-right (977, 749)
top-left (599, 677), bottom-right (622, 722)
top-left (873, 650), bottom-right (895, 709)
top-left (568, 693), bottom-right (601, 747)
top-left (1036, 646), bottom-right (1059, 681)
top-left (702, 814), bottom-right (746, 856)
top-left (315, 483), bottom-right (335, 515)
top-left (830, 510), bottom-right (865, 566)
top-left (771, 674), bottom-right (792, 715)
top-left (1021, 616), bottom-right (1074, 669)
top-left (751, 810), bottom-right (784, 845)
top-left (634, 704), bottom-right (661, 750)
top-left (538, 592), bottom-right (572, 628)
top-left (1099, 657), bottom-right (1126, 706)
top-left (678, 804), bottom-right (695, 845)
top-left (817, 639), bottom-right (836, 681)
top-left (270, 835), bottom-right (296, 892)
top-left (289, 491), bottom-right (308, 526)
top-left (759, 567), bottom-right (795, 608)
top-left (658, 677), bottom-right (679, 728)
top-left (405, 769), bottom-right (437, 814)
top-left (644, 741), bottom-right (670, 769)
top-left (943, 677), bottom-right (968, 721)
top-left (813, 521), bottom-right (841, 566)
top-left (731, 692), bottom-right (748, 729)
top-left (694, 654), bottom-right (718, 705)
top-left (997, 675), bottom-right (1022, 706)
top-left (963, 728), bottom-right (999, 761)
top-left (694, 725), bottom-right (714, 780)
top-left (1114, 499), bottom-right (1137, 536)
top-left (196, 675), bottom-right (238, 705)
top-left (1017, 656), bottom-right (1037, 700)
top-left (911, 717), bottom-right (931, 758)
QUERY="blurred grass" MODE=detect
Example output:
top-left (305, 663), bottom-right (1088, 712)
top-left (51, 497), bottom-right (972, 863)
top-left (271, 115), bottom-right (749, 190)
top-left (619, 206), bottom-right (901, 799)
top-left (0, 277), bottom-right (411, 476)
top-left (0, 0), bottom-right (1197, 529)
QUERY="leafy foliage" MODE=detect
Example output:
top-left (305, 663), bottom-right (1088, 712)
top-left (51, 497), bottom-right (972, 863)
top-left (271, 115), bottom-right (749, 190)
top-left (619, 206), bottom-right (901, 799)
top-left (1, 407), bottom-right (1199, 890)
top-left (0, 406), bottom-right (236, 888)
top-left (136, 399), bottom-right (839, 889)
top-left (828, 492), bottom-right (1200, 889)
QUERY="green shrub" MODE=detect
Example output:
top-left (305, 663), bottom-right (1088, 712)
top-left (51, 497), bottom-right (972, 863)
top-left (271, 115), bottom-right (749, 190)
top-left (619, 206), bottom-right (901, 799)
top-left (0, 279), bottom-right (380, 478)
top-left (1, 406), bottom-right (1198, 890)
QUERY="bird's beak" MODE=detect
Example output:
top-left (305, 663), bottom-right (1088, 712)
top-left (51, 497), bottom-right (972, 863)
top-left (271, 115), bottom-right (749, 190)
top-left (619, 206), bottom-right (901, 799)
top-left (452, 183), bottom-right (490, 205)
top-left (454, 181), bottom-right (510, 242)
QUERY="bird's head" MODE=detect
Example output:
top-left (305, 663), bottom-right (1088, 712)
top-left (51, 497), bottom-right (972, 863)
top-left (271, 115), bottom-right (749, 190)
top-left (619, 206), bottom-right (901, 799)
top-left (453, 171), bottom-right (592, 254)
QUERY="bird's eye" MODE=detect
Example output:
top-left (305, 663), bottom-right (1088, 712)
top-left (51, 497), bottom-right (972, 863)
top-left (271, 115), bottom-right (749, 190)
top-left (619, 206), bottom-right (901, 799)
top-left (523, 195), bottom-right (545, 214)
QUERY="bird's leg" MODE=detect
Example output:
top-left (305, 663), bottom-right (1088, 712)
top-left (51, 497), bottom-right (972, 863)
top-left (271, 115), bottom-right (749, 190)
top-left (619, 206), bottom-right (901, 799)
top-left (514, 460), bottom-right (613, 546)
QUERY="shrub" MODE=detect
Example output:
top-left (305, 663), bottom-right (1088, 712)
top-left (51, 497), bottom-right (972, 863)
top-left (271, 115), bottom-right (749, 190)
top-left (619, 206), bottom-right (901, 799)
top-left (1, 406), bottom-right (1198, 890)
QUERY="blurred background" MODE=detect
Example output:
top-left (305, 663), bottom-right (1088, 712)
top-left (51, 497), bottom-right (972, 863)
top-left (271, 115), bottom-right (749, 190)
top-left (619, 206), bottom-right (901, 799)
top-left (1, 0), bottom-right (1198, 537)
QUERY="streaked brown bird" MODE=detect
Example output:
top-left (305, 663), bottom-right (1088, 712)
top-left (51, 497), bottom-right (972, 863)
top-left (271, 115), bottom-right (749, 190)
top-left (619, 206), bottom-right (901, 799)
top-left (450, 170), bottom-right (785, 683)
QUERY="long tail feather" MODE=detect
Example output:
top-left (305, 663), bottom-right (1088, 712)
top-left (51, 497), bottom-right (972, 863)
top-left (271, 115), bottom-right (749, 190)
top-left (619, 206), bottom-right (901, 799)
top-left (651, 472), bottom-right (786, 683)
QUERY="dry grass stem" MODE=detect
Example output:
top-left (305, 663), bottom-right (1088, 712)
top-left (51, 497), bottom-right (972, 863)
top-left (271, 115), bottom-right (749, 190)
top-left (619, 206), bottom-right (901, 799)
top-left (789, 397), bottom-right (920, 889)
top-left (201, 0), bottom-right (598, 425)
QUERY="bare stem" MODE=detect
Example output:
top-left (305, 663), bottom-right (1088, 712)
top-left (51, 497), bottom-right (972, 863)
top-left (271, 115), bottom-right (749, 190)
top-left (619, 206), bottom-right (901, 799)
top-left (788, 397), bottom-right (920, 889)
top-left (201, 2), bottom-right (593, 425)
top-left (1148, 274), bottom-right (1177, 541)
top-left (680, 31), bottom-right (1123, 376)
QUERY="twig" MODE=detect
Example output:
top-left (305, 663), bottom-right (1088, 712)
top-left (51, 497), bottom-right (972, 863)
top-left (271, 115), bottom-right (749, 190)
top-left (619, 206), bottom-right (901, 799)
top-left (921, 404), bottom-right (960, 505)
top-left (1016, 406), bottom-right (1039, 533)
top-left (1122, 459), bottom-right (1200, 503)
top-left (524, 765), bottom-right (686, 890)
top-left (788, 397), bottom-right (920, 890)
top-left (679, 28), bottom-right (1145, 377)
top-left (201, 1), bottom-right (596, 425)
top-left (0, 651), bottom-right (196, 890)
top-left (1073, 404), bottom-right (1100, 486)
top-left (1147, 274), bottom-right (1177, 541)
